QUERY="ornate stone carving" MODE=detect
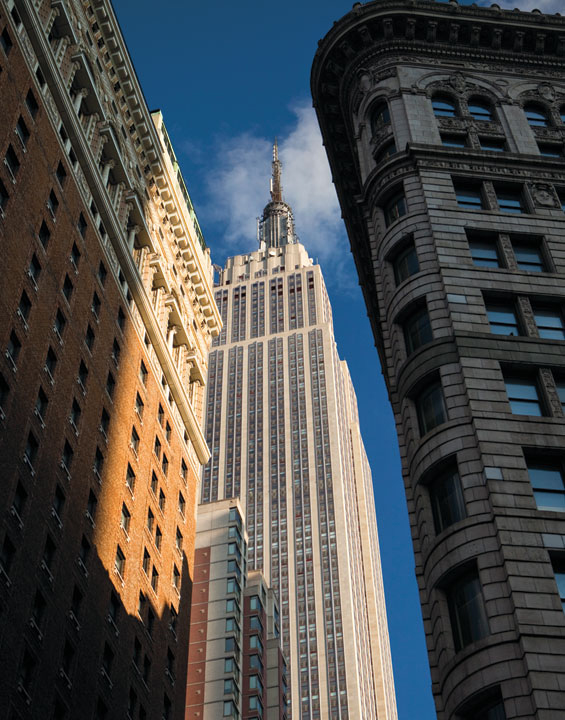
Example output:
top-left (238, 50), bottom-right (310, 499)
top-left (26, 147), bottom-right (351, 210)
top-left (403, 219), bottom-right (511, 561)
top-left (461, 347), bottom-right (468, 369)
top-left (499, 234), bottom-right (517, 270)
top-left (517, 297), bottom-right (537, 337)
top-left (537, 82), bottom-right (555, 101)
top-left (530, 183), bottom-right (559, 208)
top-left (540, 368), bottom-right (563, 417)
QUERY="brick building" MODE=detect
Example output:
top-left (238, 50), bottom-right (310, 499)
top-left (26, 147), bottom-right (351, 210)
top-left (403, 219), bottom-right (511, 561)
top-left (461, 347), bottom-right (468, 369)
top-left (0, 1), bottom-right (220, 718)
top-left (312, 1), bottom-right (565, 719)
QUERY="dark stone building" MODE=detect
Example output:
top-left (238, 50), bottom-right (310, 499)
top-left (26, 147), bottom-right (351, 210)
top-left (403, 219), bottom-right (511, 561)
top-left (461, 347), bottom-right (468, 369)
top-left (312, 1), bottom-right (565, 718)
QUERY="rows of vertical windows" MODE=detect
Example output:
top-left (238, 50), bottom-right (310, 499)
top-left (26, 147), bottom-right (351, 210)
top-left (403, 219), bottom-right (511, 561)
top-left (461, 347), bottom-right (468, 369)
top-left (214, 290), bottom-right (229, 346)
top-left (268, 337), bottom-right (288, 683)
top-left (247, 342), bottom-right (264, 569)
top-left (250, 281), bottom-right (265, 338)
top-left (307, 271), bottom-right (317, 326)
top-left (225, 347), bottom-right (243, 498)
top-left (202, 350), bottom-right (224, 502)
top-left (309, 330), bottom-right (347, 718)
top-left (269, 278), bottom-right (284, 333)
top-left (288, 274), bottom-right (304, 330)
top-left (231, 286), bottom-right (247, 343)
top-left (289, 333), bottom-right (320, 719)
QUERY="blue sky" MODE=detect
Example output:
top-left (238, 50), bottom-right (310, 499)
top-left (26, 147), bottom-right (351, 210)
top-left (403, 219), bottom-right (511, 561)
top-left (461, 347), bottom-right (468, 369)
top-left (112, 1), bottom-right (555, 716)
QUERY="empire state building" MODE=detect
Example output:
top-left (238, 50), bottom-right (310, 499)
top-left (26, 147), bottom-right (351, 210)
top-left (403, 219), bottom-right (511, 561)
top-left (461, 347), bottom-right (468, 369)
top-left (201, 144), bottom-right (397, 719)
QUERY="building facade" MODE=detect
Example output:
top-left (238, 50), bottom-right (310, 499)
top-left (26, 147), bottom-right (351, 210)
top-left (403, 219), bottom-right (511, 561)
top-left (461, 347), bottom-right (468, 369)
top-left (201, 145), bottom-right (397, 719)
top-left (312, 1), bottom-right (565, 719)
top-left (185, 500), bottom-right (287, 720)
top-left (0, 1), bottom-right (220, 718)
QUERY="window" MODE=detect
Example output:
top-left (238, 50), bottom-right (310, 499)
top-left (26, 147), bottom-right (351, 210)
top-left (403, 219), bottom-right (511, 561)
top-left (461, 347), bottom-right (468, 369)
top-left (526, 459), bottom-right (565, 512)
top-left (94, 447), bottom-right (104, 477)
top-left (250, 595), bottom-right (261, 612)
top-left (151, 567), bottom-right (158, 592)
top-left (180, 459), bottom-right (187, 482)
top-left (537, 143), bottom-right (562, 158)
top-left (24, 431), bottom-right (38, 467)
top-left (38, 221), bottom-right (50, 248)
top-left (375, 140), bottom-right (397, 164)
top-left (0, 372), bottom-right (9, 412)
top-left (98, 261), bottom-right (107, 286)
top-left (147, 508), bottom-right (154, 532)
top-left (176, 528), bottom-right (183, 552)
top-left (441, 134), bottom-right (467, 148)
top-left (106, 372), bottom-right (115, 399)
top-left (52, 485), bottom-right (65, 521)
top-left (115, 546), bottom-right (125, 577)
top-left (120, 503), bottom-right (130, 534)
top-left (479, 138), bottom-right (506, 152)
top-left (143, 549), bottom-right (150, 574)
top-left (15, 116), bottom-right (30, 149)
top-left (485, 302), bottom-right (520, 336)
top-left (469, 238), bottom-right (501, 268)
top-left (429, 467), bottom-right (466, 534)
top-left (117, 307), bottom-right (125, 331)
top-left (178, 491), bottom-right (186, 517)
top-left (404, 306), bottom-right (433, 354)
top-left (249, 654), bottom-right (263, 671)
top-left (158, 404), bottom-right (164, 426)
top-left (524, 102), bottom-right (549, 127)
top-left (62, 275), bottom-right (73, 302)
top-left (18, 290), bottom-right (32, 324)
top-left (102, 643), bottom-right (114, 675)
top-left (556, 381), bottom-right (565, 415)
top-left (416, 381), bottom-right (447, 435)
top-left (468, 100), bottom-right (493, 122)
top-left (100, 408), bottom-right (110, 436)
top-left (126, 463), bottom-right (136, 492)
top-left (5, 144), bottom-right (20, 179)
top-left (514, 243), bottom-right (545, 272)
top-left (0, 178), bottom-right (9, 213)
top-left (25, 89), bottom-right (39, 119)
top-left (458, 688), bottom-right (507, 720)
top-left (504, 377), bottom-right (543, 416)
top-left (370, 101), bottom-right (390, 133)
top-left (495, 187), bottom-right (523, 214)
top-left (47, 190), bottom-right (59, 219)
top-left (446, 568), bottom-right (489, 651)
top-left (1, 534), bottom-right (16, 576)
top-left (139, 361), bottom-right (148, 386)
top-left (69, 399), bottom-right (81, 430)
top-left (162, 454), bottom-right (168, 477)
top-left (154, 436), bottom-right (161, 459)
top-left (77, 213), bottom-right (87, 237)
top-left (455, 184), bottom-right (483, 209)
top-left (45, 347), bottom-right (57, 379)
top-left (62, 440), bottom-right (73, 471)
top-left (29, 254), bottom-right (42, 284)
top-left (134, 393), bottom-right (144, 420)
top-left (85, 324), bottom-right (95, 350)
top-left (54, 309), bottom-right (66, 339)
top-left (533, 307), bottom-right (565, 340)
top-left (432, 96), bottom-right (456, 118)
top-left (223, 701), bottom-right (237, 718)
top-left (393, 242), bottom-right (419, 285)
top-left (32, 589), bottom-right (46, 629)
top-left (159, 489), bottom-right (166, 512)
top-left (86, 490), bottom-right (97, 522)
top-left (92, 292), bottom-right (101, 319)
top-left (70, 242), bottom-right (81, 269)
top-left (384, 191), bottom-right (406, 226)
top-left (173, 564), bottom-right (180, 590)
top-left (78, 360), bottom-right (88, 390)
top-left (155, 526), bottom-right (162, 551)
top-left (165, 422), bottom-right (171, 443)
top-left (249, 675), bottom-right (263, 692)
top-left (561, 106), bottom-right (565, 124)
top-left (56, 162), bottom-right (66, 186)
top-left (552, 557), bottom-right (565, 613)
top-left (112, 339), bottom-right (120, 365)
top-left (150, 472), bottom-right (158, 496)
top-left (225, 637), bottom-right (237, 652)
top-left (12, 481), bottom-right (27, 519)
top-left (7, 330), bottom-right (21, 365)
top-left (0, 28), bottom-right (12, 55)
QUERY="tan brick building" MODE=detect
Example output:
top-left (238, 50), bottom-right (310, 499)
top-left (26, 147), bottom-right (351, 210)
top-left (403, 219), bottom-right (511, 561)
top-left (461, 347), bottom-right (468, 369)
top-left (313, 1), bottom-right (565, 719)
top-left (0, 1), bottom-right (220, 718)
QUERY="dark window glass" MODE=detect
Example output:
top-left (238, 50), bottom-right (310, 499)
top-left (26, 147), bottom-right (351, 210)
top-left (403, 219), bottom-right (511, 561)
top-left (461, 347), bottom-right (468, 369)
top-left (552, 557), bottom-right (565, 613)
top-left (56, 162), bottom-right (66, 186)
top-left (416, 381), bottom-right (447, 435)
top-left (468, 100), bottom-right (492, 121)
top-left (375, 140), bottom-right (397, 163)
top-left (513, 244), bottom-right (545, 272)
top-left (441, 134), bottom-right (466, 148)
top-left (8, 330), bottom-right (21, 363)
top-left (479, 138), bottom-right (506, 152)
top-left (77, 213), bottom-right (87, 237)
top-left (5, 144), bottom-right (20, 178)
top-left (496, 188), bottom-right (523, 214)
top-left (524, 103), bottom-right (549, 127)
top-left (0, 28), bottom-right (13, 55)
top-left (533, 307), bottom-right (565, 340)
top-left (432, 97), bottom-right (456, 117)
top-left (447, 569), bottom-right (489, 651)
top-left (26, 90), bottom-right (39, 118)
top-left (455, 185), bottom-right (483, 209)
top-left (85, 324), bottom-right (95, 350)
top-left (404, 306), bottom-right (433, 354)
top-left (526, 459), bottom-right (565, 512)
top-left (18, 290), bottom-right (32, 322)
top-left (505, 377), bottom-right (543, 416)
top-left (370, 102), bottom-right (390, 133)
top-left (384, 192), bottom-right (406, 227)
top-left (39, 221), bottom-right (50, 248)
top-left (0, 178), bottom-right (9, 211)
top-left (429, 468), bottom-right (466, 533)
top-left (62, 275), bottom-right (73, 302)
top-left (486, 303), bottom-right (520, 335)
top-left (393, 243), bottom-right (419, 284)
top-left (15, 116), bottom-right (30, 148)
top-left (538, 143), bottom-right (562, 158)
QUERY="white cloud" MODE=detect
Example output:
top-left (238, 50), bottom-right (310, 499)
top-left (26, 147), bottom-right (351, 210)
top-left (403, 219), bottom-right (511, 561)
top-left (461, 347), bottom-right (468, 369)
top-left (199, 101), bottom-right (354, 294)
top-left (478, 0), bottom-right (562, 12)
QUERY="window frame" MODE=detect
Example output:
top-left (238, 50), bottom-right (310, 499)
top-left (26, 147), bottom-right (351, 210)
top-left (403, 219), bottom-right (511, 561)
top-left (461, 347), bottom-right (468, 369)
top-left (445, 566), bottom-right (490, 652)
top-left (416, 380), bottom-right (447, 436)
top-left (526, 458), bottom-right (565, 513)
top-left (504, 376), bottom-right (544, 416)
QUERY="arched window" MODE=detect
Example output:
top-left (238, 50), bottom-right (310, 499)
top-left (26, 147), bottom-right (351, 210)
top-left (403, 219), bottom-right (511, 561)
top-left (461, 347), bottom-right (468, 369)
top-left (524, 103), bottom-right (549, 127)
top-left (560, 106), bottom-right (565, 124)
top-left (384, 190), bottom-right (406, 227)
top-left (468, 99), bottom-right (493, 122)
top-left (432, 96), bottom-right (457, 118)
top-left (370, 101), bottom-right (390, 134)
top-left (375, 140), bottom-right (397, 164)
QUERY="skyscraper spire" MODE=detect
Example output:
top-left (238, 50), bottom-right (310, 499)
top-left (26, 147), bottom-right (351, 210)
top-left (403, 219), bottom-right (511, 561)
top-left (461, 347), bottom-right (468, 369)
top-left (270, 138), bottom-right (283, 202)
top-left (258, 139), bottom-right (296, 249)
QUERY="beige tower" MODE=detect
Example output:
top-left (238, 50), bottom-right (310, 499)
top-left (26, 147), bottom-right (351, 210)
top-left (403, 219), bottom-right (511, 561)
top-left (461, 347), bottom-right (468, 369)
top-left (201, 145), bottom-right (397, 719)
